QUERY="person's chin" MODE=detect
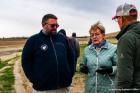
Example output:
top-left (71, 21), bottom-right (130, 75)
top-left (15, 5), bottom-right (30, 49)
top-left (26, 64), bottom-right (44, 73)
top-left (93, 42), bottom-right (100, 45)
top-left (51, 31), bottom-right (57, 35)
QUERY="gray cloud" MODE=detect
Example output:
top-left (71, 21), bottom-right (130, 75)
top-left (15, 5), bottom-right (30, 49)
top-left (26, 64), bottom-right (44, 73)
top-left (44, 0), bottom-right (116, 15)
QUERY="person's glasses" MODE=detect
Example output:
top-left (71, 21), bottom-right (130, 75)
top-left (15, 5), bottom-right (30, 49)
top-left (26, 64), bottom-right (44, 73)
top-left (114, 16), bottom-right (121, 22)
top-left (47, 23), bottom-right (59, 28)
top-left (114, 19), bottom-right (118, 22)
top-left (91, 33), bottom-right (101, 37)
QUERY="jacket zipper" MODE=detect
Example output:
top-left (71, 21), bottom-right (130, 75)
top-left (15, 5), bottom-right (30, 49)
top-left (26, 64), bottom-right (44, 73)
top-left (95, 48), bottom-right (100, 93)
top-left (50, 36), bottom-right (59, 88)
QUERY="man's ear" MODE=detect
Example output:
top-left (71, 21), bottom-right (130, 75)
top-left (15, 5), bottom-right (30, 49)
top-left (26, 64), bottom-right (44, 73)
top-left (42, 23), bottom-right (46, 27)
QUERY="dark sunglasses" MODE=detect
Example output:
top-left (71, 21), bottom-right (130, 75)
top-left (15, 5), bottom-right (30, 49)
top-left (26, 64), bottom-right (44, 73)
top-left (47, 23), bottom-right (59, 28)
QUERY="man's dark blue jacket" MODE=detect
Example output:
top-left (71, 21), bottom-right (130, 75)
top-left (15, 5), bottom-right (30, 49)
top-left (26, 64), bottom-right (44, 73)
top-left (22, 31), bottom-right (75, 90)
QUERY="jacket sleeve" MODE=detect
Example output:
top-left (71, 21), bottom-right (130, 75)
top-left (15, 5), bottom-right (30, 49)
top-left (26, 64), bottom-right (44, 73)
top-left (66, 39), bottom-right (75, 77)
top-left (75, 39), bottom-right (80, 58)
top-left (116, 33), bottom-right (136, 90)
top-left (111, 46), bottom-right (117, 75)
top-left (21, 37), bottom-right (35, 83)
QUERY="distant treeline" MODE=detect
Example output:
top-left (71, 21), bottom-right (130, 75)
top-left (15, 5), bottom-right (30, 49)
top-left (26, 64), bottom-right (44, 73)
top-left (0, 37), bottom-right (28, 40)
top-left (77, 36), bottom-right (89, 38)
top-left (0, 36), bottom-right (89, 40)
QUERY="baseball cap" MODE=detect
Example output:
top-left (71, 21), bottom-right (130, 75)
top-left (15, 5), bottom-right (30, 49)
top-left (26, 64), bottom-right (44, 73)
top-left (112, 3), bottom-right (137, 20)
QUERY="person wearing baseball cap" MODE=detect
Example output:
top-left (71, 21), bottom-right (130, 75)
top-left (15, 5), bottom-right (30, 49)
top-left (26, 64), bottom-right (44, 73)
top-left (113, 3), bottom-right (140, 93)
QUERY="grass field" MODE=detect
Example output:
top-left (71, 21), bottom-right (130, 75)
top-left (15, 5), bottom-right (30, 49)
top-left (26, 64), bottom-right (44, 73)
top-left (0, 53), bottom-right (20, 93)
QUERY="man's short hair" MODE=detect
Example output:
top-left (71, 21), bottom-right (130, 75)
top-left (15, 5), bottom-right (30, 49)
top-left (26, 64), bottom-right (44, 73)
top-left (126, 9), bottom-right (138, 20)
top-left (42, 14), bottom-right (57, 24)
top-left (58, 29), bottom-right (66, 36)
top-left (72, 32), bottom-right (76, 37)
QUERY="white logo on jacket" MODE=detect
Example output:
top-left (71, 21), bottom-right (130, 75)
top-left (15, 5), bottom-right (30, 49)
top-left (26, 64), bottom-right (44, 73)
top-left (41, 44), bottom-right (48, 51)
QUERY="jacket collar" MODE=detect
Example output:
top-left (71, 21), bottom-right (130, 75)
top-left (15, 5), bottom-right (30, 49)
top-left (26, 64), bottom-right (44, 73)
top-left (116, 21), bottom-right (139, 40)
top-left (42, 29), bottom-right (49, 36)
top-left (89, 40), bottom-right (108, 50)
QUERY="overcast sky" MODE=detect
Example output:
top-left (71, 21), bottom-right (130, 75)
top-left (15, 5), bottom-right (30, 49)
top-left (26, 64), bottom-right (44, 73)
top-left (0, 0), bottom-right (140, 37)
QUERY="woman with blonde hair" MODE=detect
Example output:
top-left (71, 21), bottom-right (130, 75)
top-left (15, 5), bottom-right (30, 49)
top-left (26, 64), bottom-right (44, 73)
top-left (80, 21), bottom-right (117, 93)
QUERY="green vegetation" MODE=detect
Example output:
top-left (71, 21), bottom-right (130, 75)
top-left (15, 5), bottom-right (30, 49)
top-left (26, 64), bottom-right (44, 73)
top-left (106, 38), bottom-right (118, 44)
top-left (0, 54), bottom-right (20, 93)
top-left (76, 44), bottom-right (87, 72)
top-left (0, 60), bottom-right (6, 69)
top-left (74, 44), bottom-right (87, 78)
top-left (0, 67), bottom-right (14, 92)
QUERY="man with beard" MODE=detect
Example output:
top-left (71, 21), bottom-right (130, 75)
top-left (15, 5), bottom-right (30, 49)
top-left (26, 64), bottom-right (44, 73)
top-left (22, 14), bottom-right (75, 93)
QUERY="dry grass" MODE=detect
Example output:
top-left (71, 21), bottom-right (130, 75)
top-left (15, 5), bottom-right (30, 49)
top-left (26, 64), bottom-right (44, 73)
top-left (71, 73), bottom-right (86, 93)
top-left (0, 39), bottom-right (26, 50)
